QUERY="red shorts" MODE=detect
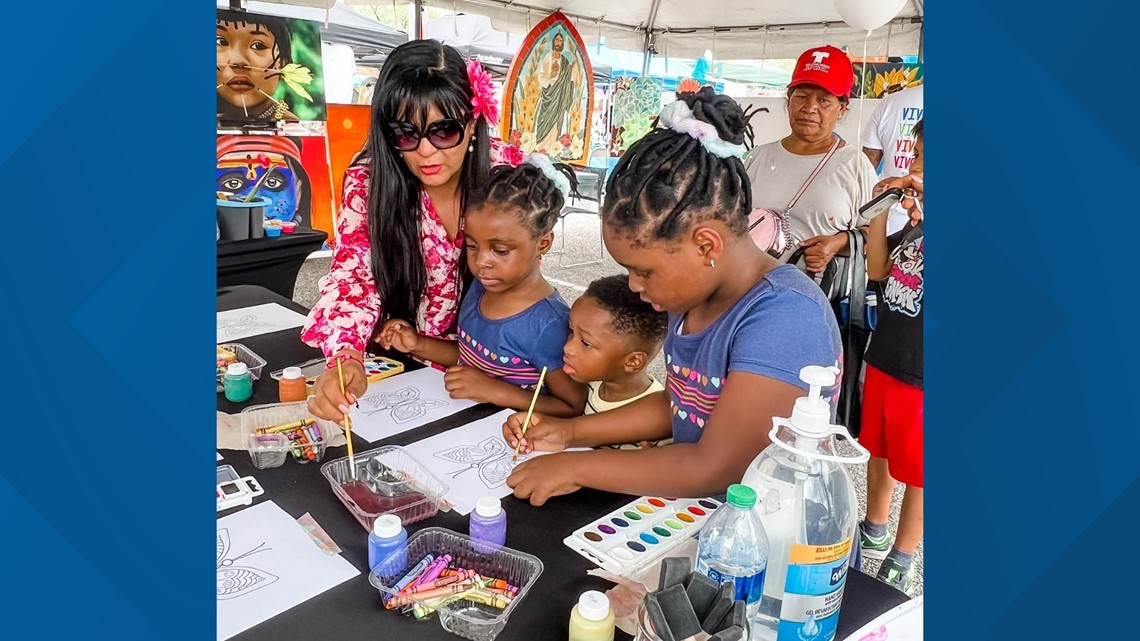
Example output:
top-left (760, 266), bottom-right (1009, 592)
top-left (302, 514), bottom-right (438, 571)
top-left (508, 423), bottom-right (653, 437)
top-left (859, 364), bottom-right (923, 487)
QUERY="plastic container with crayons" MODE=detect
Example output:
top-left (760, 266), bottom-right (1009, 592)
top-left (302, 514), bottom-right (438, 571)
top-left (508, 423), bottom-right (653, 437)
top-left (241, 402), bottom-right (340, 469)
top-left (321, 445), bottom-right (449, 532)
top-left (369, 528), bottom-right (544, 641)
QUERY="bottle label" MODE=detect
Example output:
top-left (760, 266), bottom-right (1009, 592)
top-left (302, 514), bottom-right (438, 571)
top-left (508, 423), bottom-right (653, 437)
top-left (696, 558), bottom-right (766, 605)
top-left (777, 538), bottom-right (852, 641)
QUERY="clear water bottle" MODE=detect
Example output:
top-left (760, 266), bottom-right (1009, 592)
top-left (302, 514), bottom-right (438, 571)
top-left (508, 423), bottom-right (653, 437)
top-left (695, 484), bottom-right (769, 620)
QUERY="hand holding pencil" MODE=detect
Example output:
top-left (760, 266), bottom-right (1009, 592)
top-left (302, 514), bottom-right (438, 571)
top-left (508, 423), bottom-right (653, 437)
top-left (502, 410), bottom-right (574, 454)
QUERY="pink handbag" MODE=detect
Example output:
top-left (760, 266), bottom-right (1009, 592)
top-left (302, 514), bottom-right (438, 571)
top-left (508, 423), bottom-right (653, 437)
top-left (748, 137), bottom-right (841, 258)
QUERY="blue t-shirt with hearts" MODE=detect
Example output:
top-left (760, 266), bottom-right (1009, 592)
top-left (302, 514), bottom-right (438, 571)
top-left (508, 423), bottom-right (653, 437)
top-left (457, 279), bottom-right (569, 390)
top-left (665, 265), bottom-right (842, 443)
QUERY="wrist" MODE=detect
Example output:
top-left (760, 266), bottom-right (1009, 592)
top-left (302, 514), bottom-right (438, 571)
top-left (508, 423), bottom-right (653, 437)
top-left (327, 349), bottom-right (364, 370)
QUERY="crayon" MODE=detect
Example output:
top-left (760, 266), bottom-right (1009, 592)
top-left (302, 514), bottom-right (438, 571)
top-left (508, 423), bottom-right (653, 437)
top-left (385, 580), bottom-right (479, 608)
top-left (385, 555), bottom-right (434, 602)
top-left (398, 569), bottom-right (476, 595)
top-left (408, 554), bottom-right (452, 589)
top-left (410, 581), bottom-right (488, 619)
top-left (466, 588), bottom-right (513, 609)
top-left (256, 418), bottom-right (315, 435)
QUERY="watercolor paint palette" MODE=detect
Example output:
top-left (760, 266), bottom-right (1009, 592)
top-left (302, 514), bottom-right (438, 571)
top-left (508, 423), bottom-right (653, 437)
top-left (563, 496), bottom-right (722, 575)
top-left (362, 356), bottom-right (405, 382)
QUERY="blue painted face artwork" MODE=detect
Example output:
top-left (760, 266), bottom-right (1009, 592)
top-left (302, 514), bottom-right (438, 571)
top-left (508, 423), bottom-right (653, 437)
top-left (216, 161), bottom-right (300, 223)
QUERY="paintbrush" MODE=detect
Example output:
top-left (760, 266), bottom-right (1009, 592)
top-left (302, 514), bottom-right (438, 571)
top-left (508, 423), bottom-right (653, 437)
top-left (512, 366), bottom-right (548, 463)
top-left (336, 358), bottom-right (356, 479)
top-left (243, 160), bottom-right (276, 203)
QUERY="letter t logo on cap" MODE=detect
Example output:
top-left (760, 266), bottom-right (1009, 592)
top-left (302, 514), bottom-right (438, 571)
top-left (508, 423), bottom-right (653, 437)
top-left (811, 51), bottom-right (830, 65)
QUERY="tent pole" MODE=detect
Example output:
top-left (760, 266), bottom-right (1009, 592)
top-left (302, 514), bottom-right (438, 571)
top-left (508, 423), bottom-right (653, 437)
top-left (415, 0), bottom-right (424, 40)
top-left (641, 0), bottom-right (664, 77)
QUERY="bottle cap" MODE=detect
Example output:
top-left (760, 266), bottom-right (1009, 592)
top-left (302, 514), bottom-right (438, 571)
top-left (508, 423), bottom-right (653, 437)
top-left (475, 496), bottom-right (502, 518)
top-left (372, 514), bottom-right (403, 538)
top-left (576, 590), bottom-right (610, 622)
top-left (226, 362), bottom-right (249, 376)
top-left (281, 366), bottom-right (304, 380)
top-left (726, 484), bottom-right (757, 509)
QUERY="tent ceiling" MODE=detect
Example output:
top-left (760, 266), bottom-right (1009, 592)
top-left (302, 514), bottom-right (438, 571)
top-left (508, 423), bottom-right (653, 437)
top-left (411, 0), bottom-right (922, 59)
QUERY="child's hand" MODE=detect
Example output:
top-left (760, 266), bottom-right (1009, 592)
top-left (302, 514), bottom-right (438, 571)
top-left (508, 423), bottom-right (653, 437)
top-left (443, 366), bottom-right (498, 404)
top-left (502, 411), bottom-right (574, 453)
top-left (800, 233), bottom-right (846, 273)
top-left (377, 319), bottom-right (420, 353)
top-left (506, 453), bottom-right (582, 506)
top-left (873, 175), bottom-right (924, 224)
top-left (307, 359), bottom-right (366, 422)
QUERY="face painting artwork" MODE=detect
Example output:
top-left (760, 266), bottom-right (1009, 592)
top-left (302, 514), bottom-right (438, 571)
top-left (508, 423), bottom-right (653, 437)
top-left (217, 135), bottom-right (311, 224)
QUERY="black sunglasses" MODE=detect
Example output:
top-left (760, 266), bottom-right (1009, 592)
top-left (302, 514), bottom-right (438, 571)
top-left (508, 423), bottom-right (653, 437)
top-left (387, 118), bottom-right (468, 152)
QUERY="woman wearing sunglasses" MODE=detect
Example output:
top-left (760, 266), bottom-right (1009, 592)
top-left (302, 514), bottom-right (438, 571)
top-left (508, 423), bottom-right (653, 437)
top-left (303, 40), bottom-right (520, 421)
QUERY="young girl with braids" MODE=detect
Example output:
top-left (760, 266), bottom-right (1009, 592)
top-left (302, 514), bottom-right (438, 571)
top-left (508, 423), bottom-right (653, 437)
top-left (381, 155), bottom-right (588, 417)
top-left (503, 88), bottom-right (842, 504)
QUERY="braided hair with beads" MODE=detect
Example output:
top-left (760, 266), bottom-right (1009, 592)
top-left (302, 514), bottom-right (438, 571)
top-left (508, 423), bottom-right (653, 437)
top-left (603, 87), bottom-right (757, 243)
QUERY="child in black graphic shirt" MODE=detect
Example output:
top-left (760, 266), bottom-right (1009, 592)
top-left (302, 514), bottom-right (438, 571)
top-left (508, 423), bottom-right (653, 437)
top-left (858, 119), bottom-right (923, 594)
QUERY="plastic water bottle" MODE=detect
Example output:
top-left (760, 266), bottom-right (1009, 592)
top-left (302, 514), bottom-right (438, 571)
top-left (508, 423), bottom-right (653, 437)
top-left (696, 484), bottom-right (769, 620)
top-left (741, 366), bottom-right (870, 641)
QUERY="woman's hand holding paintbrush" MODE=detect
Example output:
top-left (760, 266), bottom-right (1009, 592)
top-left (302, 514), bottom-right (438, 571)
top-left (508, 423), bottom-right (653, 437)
top-left (306, 355), bottom-right (367, 422)
top-left (503, 411), bottom-right (574, 455)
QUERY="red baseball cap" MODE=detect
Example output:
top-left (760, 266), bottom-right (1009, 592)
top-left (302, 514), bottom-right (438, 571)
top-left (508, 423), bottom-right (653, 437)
top-left (788, 46), bottom-right (855, 98)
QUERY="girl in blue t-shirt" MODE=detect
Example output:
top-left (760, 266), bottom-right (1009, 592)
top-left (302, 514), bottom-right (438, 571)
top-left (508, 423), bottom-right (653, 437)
top-left (503, 88), bottom-right (842, 504)
top-left (381, 155), bottom-right (588, 417)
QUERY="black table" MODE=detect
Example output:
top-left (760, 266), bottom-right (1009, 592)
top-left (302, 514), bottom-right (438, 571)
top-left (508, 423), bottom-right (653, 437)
top-left (217, 285), bottom-right (909, 641)
top-left (217, 229), bottom-right (328, 300)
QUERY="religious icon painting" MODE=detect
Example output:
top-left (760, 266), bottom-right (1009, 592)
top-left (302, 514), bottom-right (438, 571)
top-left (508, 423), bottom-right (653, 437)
top-left (500, 11), bottom-right (593, 164)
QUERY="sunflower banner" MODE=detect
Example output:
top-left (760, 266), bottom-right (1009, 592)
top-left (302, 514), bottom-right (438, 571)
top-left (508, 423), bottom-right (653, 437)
top-left (852, 62), bottom-right (923, 99)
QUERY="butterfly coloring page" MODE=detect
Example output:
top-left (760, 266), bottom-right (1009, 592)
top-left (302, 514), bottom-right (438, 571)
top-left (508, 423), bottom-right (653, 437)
top-left (434, 435), bottom-right (527, 490)
top-left (348, 368), bottom-right (477, 443)
top-left (217, 528), bottom-right (277, 600)
top-left (216, 303), bottom-right (307, 342)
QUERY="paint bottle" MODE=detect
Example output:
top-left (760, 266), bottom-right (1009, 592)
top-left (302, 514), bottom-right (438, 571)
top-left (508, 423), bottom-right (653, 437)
top-left (469, 496), bottom-right (507, 554)
top-left (741, 366), bottom-right (871, 641)
top-left (222, 362), bottom-right (254, 403)
top-left (367, 514), bottom-right (408, 576)
top-left (569, 590), bottom-right (614, 641)
top-left (278, 366), bottom-right (308, 403)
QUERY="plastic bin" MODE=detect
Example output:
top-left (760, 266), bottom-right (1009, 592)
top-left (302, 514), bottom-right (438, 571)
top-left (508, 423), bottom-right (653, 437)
top-left (217, 343), bottom-right (266, 392)
top-left (321, 445), bottom-right (449, 532)
top-left (369, 528), bottom-right (544, 641)
top-left (240, 401), bottom-right (339, 468)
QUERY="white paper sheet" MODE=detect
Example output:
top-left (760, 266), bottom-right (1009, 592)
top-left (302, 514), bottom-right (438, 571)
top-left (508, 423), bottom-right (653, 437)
top-left (402, 410), bottom-right (567, 515)
top-left (348, 367), bottom-right (477, 443)
top-left (217, 451), bottom-right (223, 461)
top-left (217, 303), bottom-right (308, 343)
top-left (217, 501), bottom-right (359, 641)
top-left (841, 595), bottom-right (923, 641)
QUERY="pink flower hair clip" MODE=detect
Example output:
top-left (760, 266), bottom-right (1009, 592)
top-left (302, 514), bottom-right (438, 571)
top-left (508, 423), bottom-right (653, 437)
top-left (467, 59), bottom-right (500, 126)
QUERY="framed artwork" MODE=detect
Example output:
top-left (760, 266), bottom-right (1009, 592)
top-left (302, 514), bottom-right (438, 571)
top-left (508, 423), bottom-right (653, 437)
top-left (500, 11), bottom-right (593, 164)
top-left (326, 104), bottom-right (372, 228)
top-left (217, 9), bottom-right (327, 125)
top-left (216, 134), bottom-right (334, 238)
top-left (852, 62), bottom-right (924, 99)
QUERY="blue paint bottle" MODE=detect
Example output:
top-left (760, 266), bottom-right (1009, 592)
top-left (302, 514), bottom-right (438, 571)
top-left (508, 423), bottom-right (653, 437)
top-left (368, 514), bottom-right (408, 576)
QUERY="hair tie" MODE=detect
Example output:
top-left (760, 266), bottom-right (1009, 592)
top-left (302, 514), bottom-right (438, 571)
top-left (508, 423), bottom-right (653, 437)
top-left (658, 100), bottom-right (747, 159)
top-left (466, 60), bottom-right (499, 126)
top-left (523, 153), bottom-right (571, 198)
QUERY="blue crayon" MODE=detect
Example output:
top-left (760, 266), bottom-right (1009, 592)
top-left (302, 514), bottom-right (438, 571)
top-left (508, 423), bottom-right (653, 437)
top-left (385, 554), bottom-right (435, 602)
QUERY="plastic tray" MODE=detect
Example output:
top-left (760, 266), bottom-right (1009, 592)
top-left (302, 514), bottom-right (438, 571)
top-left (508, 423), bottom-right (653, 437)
top-left (240, 401), bottom-right (340, 468)
top-left (217, 343), bottom-right (267, 392)
top-left (321, 445), bottom-right (449, 532)
top-left (369, 528), bottom-right (544, 641)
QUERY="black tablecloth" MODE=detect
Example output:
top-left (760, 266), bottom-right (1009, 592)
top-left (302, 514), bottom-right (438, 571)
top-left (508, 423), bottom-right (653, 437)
top-left (217, 285), bottom-right (909, 641)
top-left (217, 229), bottom-right (328, 299)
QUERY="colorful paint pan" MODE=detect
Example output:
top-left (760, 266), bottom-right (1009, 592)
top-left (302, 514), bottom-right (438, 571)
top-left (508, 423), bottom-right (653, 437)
top-left (563, 495), bottom-right (723, 575)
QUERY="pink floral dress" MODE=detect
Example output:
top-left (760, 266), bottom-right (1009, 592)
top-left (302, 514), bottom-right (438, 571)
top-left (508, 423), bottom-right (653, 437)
top-left (301, 140), bottom-right (522, 360)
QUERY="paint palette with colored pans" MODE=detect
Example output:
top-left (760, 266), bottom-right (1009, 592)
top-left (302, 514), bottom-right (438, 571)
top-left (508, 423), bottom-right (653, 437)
top-left (362, 356), bottom-right (405, 383)
top-left (563, 496), bottom-right (722, 575)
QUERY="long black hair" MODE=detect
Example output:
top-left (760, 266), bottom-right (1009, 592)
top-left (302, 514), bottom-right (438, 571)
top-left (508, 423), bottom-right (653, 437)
top-left (361, 40), bottom-right (492, 328)
top-left (603, 87), bottom-right (753, 243)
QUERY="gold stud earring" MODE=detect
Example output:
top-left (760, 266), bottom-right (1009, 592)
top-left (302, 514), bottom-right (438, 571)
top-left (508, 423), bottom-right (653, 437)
top-left (709, 259), bottom-right (716, 268)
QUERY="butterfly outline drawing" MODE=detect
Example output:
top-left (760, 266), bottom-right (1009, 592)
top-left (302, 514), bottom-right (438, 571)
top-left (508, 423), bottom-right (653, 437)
top-left (359, 386), bottom-right (449, 424)
top-left (218, 314), bottom-right (272, 338)
top-left (217, 528), bottom-right (278, 600)
top-left (434, 436), bottom-right (525, 490)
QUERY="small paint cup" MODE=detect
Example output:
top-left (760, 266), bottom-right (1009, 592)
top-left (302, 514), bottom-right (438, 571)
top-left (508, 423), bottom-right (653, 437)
top-left (281, 221), bottom-right (297, 234)
top-left (264, 226), bottom-right (282, 237)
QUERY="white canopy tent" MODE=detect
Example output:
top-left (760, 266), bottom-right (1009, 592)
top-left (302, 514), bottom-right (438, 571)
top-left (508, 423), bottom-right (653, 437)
top-left (256, 1), bottom-right (922, 61)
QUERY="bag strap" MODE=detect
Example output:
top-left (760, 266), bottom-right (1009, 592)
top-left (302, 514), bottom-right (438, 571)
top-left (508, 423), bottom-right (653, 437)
top-left (786, 136), bottom-right (842, 211)
top-left (846, 229), bottom-right (867, 331)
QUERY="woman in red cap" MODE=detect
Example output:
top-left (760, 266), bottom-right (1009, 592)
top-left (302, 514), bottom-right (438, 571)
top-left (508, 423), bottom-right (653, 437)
top-left (744, 45), bottom-right (876, 275)
top-left (302, 40), bottom-right (518, 422)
